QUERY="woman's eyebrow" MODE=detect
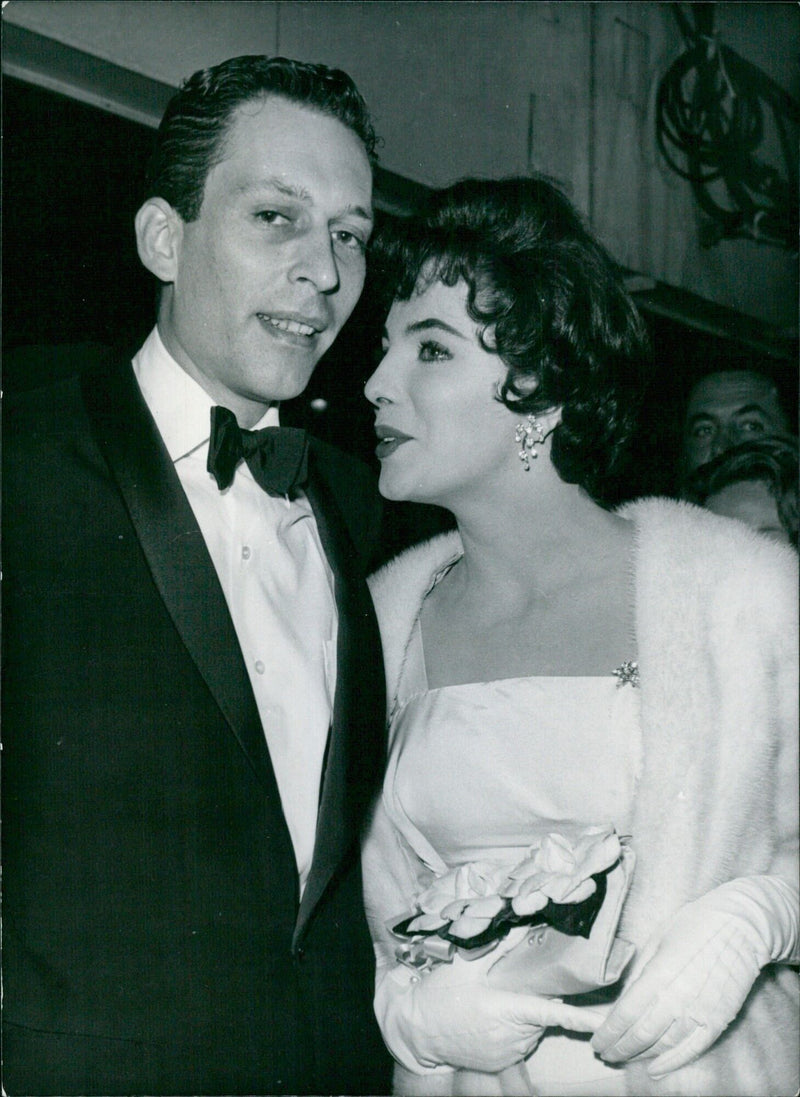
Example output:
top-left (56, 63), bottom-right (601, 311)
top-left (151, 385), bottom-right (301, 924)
top-left (404, 318), bottom-right (469, 339)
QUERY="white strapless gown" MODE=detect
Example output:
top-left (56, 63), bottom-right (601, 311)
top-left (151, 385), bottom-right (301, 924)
top-left (383, 620), bottom-right (641, 1096)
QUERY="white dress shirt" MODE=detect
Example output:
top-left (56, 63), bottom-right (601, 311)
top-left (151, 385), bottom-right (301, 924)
top-left (133, 326), bottom-right (337, 893)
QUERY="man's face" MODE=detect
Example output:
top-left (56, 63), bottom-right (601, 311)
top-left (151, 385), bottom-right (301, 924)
top-left (158, 96), bottom-right (373, 426)
top-left (683, 371), bottom-right (790, 472)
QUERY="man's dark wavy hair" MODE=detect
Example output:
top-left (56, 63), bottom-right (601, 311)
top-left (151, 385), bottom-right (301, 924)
top-left (144, 55), bottom-right (378, 222)
top-left (371, 177), bottom-right (652, 507)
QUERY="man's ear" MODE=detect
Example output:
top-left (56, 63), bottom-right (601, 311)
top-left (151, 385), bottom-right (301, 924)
top-left (135, 197), bottom-right (183, 283)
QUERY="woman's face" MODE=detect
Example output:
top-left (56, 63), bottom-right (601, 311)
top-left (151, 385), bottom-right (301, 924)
top-left (364, 279), bottom-right (518, 506)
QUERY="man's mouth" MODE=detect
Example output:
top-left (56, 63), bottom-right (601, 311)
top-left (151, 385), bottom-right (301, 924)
top-left (257, 313), bottom-right (324, 339)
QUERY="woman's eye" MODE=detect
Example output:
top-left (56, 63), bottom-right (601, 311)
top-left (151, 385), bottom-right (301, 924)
top-left (418, 340), bottom-right (452, 362)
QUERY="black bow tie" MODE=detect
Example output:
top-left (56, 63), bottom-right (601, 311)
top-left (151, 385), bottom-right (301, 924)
top-left (207, 406), bottom-right (309, 498)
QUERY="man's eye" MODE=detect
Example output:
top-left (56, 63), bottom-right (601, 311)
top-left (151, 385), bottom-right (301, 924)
top-left (740, 420), bottom-right (766, 434)
top-left (255, 210), bottom-right (289, 225)
top-left (419, 340), bottom-right (452, 362)
top-left (333, 229), bottom-right (366, 253)
top-left (691, 423), bottom-right (714, 438)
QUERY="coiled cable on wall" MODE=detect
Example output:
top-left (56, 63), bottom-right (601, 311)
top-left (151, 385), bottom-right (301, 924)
top-left (655, 3), bottom-right (798, 250)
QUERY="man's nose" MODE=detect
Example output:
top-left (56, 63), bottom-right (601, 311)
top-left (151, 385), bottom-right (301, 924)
top-left (711, 423), bottom-right (735, 458)
top-left (289, 231), bottom-right (339, 293)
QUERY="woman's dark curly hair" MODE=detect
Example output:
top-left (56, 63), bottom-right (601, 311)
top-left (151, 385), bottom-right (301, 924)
top-left (145, 55), bottom-right (379, 222)
top-left (371, 177), bottom-right (652, 506)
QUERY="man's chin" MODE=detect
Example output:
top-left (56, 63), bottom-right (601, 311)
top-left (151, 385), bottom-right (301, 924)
top-left (271, 341), bottom-right (332, 386)
top-left (267, 369), bottom-right (321, 405)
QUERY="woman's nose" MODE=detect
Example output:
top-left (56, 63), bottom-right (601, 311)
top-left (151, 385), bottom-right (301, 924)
top-left (364, 352), bottom-right (393, 407)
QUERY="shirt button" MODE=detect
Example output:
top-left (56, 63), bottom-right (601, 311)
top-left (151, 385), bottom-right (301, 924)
top-left (254, 660), bottom-right (265, 675)
top-left (241, 545), bottom-right (251, 560)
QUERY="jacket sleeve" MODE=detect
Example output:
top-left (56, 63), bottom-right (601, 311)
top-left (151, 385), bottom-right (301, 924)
top-left (311, 439), bottom-right (383, 574)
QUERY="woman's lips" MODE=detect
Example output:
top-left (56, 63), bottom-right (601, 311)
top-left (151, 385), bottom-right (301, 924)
top-left (376, 437), bottom-right (409, 458)
top-left (375, 424), bottom-right (413, 459)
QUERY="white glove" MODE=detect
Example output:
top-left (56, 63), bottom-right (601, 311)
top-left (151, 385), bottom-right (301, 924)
top-left (591, 874), bottom-right (799, 1079)
top-left (376, 930), bottom-right (606, 1075)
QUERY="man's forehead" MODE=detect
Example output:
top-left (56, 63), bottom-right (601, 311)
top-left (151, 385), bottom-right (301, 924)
top-left (215, 96), bottom-right (372, 198)
top-left (687, 371), bottom-right (781, 416)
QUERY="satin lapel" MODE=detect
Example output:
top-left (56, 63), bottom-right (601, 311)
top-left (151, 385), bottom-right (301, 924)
top-left (79, 358), bottom-right (281, 801)
top-left (295, 444), bottom-right (386, 944)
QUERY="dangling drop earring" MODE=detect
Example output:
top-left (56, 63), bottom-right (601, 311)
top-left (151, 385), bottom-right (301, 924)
top-left (515, 414), bottom-right (544, 470)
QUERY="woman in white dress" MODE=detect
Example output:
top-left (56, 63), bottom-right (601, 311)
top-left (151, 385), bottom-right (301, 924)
top-left (361, 178), bottom-right (798, 1096)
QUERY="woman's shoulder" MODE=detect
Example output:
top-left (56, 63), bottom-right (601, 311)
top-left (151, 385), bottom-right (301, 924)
top-left (623, 495), bottom-right (797, 629)
top-left (368, 532), bottom-right (463, 694)
top-left (624, 495), bottom-right (796, 563)
top-left (369, 530), bottom-right (463, 607)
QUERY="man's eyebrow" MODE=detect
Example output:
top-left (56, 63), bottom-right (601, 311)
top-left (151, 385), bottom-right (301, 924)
top-left (685, 412), bottom-right (717, 434)
top-left (238, 177), bottom-right (373, 223)
top-left (237, 176), bottom-right (310, 200)
top-left (343, 205), bottom-right (374, 225)
top-left (733, 403), bottom-right (771, 417)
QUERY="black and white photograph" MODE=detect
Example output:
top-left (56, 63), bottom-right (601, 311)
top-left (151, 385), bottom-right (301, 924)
top-left (2, 3), bottom-right (798, 1095)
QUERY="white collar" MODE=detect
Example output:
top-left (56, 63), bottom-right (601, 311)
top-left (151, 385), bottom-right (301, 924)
top-left (132, 326), bottom-right (279, 462)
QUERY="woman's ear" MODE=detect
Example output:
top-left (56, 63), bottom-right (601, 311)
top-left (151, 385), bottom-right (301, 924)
top-left (503, 376), bottom-right (562, 437)
top-left (135, 198), bottom-right (183, 283)
top-left (511, 373), bottom-right (541, 400)
top-left (538, 405), bottom-right (563, 437)
top-left (503, 375), bottom-right (562, 431)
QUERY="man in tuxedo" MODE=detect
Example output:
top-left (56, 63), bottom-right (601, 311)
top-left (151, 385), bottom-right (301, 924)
top-left (2, 56), bottom-right (391, 1096)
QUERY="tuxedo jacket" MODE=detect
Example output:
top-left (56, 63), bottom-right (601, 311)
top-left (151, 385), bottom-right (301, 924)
top-left (1, 351), bottom-right (392, 1096)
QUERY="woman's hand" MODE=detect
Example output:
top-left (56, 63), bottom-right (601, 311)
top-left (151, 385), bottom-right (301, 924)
top-left (591, 875), bottom-right (799, 1079)
top-left (376, 932), bottom-right (606, 1074)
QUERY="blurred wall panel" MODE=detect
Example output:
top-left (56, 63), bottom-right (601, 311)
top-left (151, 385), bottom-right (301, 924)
top-left (2, 1), bottom-right (280, 88)
top-left (590, 2), bottom-right (798, 335)
top-left (277, 1), bottom-right (592, 208)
